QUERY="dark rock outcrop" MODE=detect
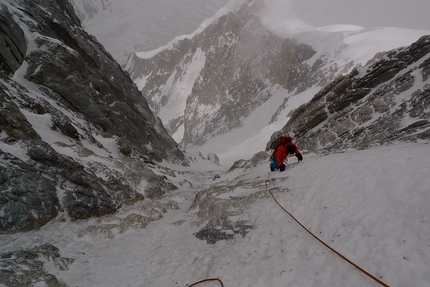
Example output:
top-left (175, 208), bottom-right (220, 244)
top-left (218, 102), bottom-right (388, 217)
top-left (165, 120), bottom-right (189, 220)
top-left (0, 244), bottom-right (73, 286)
top-left (0, 0), bottom-right (185, 233)
top-left (15, 0), bottom-right (182, 160)
top-left (0, 4), bottom-right (27, 76)
top-left (272, 35), bottom-right (430, 151)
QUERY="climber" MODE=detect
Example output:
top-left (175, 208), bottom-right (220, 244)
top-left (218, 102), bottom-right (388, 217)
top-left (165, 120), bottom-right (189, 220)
top-left (270, 136), bottom-right (303, 172)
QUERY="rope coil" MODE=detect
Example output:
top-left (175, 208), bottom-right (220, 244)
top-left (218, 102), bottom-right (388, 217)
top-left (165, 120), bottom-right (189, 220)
top-left (265, 172), bottom-right (389, 287)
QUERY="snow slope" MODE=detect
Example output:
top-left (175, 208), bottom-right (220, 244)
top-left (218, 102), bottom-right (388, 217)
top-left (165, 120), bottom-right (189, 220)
top-left (2, 1), bottom-right (429, 286)
top-left (1, 141), bottom-right (429, 286)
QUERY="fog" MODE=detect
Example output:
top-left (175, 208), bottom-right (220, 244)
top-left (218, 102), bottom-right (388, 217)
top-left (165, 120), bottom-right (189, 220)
top-left (293, 0), bottom-right (430, 30)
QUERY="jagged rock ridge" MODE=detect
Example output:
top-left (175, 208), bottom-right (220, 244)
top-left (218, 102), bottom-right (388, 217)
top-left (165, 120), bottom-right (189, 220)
top-left (273, 35), bottom-right (430, 151)
top-left (126, 1), bottom-right (350, 149)
top-left (126, 0), bottom-right (429, 159)
top-left (0, 0), bottom-right (186, 234)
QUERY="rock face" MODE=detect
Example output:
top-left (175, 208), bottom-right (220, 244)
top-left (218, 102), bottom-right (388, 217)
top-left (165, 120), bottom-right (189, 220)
top-left (0, 0), bottom-right (185, 233)
top-left (0, 4), bottom-right (26, 75)
top-left (126, 0), bottom-right (428, 155)
top-left (0, 244), bottom-right (74, 286)
top-left (272, 35), bottom-right (430, 152)
top-left (126, 2), bottom-right (334, 149)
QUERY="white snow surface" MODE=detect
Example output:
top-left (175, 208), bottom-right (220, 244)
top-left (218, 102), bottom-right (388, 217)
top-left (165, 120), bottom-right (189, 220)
top-left (2, 1), bottom-right (430, 286)
top-left (1, 141), bottom-right (430, 286)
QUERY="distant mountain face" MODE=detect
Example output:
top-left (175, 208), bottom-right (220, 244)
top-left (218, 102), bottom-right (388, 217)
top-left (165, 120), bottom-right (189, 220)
top-left (274, 35), bottom-right (430, 151)
top-left (0, 0), bottom-right (186, 233)
top-left (69, 0), bottom-right (230, 66)
top-left (127, 14), bottom-right (315, 148)
top-left (125, 1), bottom-right (350, 149)
top-left (126, 0), bottom-right (429, 154)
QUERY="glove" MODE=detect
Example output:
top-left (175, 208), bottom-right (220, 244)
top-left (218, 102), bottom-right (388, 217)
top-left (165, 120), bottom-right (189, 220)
top-left (296, 153), bottom-right (303, 161)
top-left (279, 164), bottom-right (286, 172)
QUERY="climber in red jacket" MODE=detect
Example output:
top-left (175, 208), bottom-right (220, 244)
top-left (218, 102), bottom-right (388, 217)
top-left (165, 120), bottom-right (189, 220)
top-left (270, 136), bottom-right (303, 172)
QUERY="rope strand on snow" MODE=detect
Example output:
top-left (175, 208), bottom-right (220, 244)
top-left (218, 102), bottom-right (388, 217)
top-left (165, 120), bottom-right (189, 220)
top-left (188, 278), bottom-right (224, 287)
top-left (265, 172), bottom-right (389, 287)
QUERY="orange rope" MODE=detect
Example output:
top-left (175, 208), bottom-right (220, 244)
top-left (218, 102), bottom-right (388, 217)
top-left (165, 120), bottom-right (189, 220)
top-left (188, 278), bottom-right (224, 287)
top-left (265, 172), bottom-right (389, 287)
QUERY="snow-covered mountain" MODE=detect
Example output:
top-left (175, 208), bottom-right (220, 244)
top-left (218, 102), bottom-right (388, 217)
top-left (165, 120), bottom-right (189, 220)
top-left (69, 0), bottom-right (430, 67)
top-left (275, 34), bottom-right (430, 152)
top-left (1, 0), bottom-right (430, 286)
top-left (69, 0), bottom-right (230, 66)
top-left (126, 0), bottom-right (430, 165)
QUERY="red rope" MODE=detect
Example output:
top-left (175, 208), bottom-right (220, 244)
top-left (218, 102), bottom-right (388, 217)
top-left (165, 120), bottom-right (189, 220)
top-left (188, 278), bottom-right (224, 287)
top-left (265, 172), bottom-right (389, 287)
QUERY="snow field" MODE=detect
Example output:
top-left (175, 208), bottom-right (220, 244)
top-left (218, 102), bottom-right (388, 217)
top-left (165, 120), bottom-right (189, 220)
top-left (1, 141), bottom-right (429, 286)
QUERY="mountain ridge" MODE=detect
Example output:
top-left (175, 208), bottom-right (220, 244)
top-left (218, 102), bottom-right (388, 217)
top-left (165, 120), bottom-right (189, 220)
top-left (1, 1), bottom-right (430, 286)
top-left (69, 0), bottom-right (231, 66)
top-left (125, 0), bottom-right (430, 163)
top-left (275, 34), bottom-right (430, 152)
top-left (0, 0), bottom-right (188, 234)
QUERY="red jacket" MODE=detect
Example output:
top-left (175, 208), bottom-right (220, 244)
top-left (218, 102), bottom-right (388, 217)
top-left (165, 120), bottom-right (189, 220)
top-left (274, 143), bottom-right (300, 165)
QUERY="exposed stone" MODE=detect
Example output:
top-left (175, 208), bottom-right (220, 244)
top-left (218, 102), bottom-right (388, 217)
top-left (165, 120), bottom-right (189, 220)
top-left (0, 0), bottom-right (187, 234)
top-left (0, 86), bottom-right (40, 142)
top-left (0, 244), bottom-right (73, 287)
top-left (1, 0), bottom-right (185, 163)
top-left (117, 137), bottom-right (133, 156)
top-left (64, 186), bottom-right (117, 220)
top-left (272, 35), bottom-right (430, 152)
top-left (0, 5), bottom-right (27, 75)
top-left (0, 150), bottom-right (60, 233)
top-left (195, 214), bottom-right (253, 244)
top-left (127, 11), bottom-right (321, 148)
top-left (50, 110), bottom-right (80, 140)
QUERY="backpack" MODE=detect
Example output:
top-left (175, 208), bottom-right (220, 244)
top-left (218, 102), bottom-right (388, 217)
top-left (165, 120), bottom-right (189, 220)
top-left (269, 136), bottom-right (292, 150)
top-left (269, 137), bottom-right (283, 150)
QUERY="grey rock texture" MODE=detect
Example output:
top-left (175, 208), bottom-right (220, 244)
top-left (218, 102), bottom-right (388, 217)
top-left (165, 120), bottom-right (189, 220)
top-left (272, 35), bottom-right (430, 152)
top-left (18, 0), bottom-right (182, 161)
top-left (125, 0), bottom-right (364, 150)
top-left (0, 4), bottom-right (26, 76)
top-left (127, 5), bottom-right (325, 149)
top-left (0, 244), bottom-right (73, 287)
top-left (0, 149), bottom-right (60, 232)
top-left (0, 0), bottom-right (185, 233)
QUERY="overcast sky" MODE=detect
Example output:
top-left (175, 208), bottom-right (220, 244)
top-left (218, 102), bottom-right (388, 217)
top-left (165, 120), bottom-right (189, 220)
top-left (293, 0), bottom-right (430, 30)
